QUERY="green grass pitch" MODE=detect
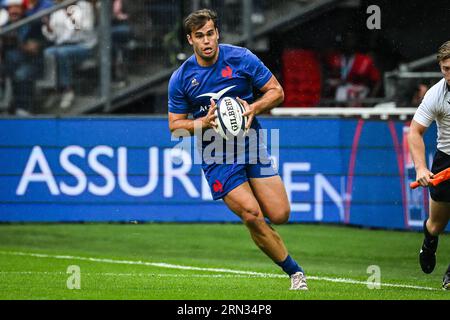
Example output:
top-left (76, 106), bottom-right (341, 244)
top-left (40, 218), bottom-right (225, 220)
top-left (0, 223), bottom-right (448, 300)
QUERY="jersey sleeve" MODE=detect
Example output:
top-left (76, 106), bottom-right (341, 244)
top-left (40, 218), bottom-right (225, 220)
top-left (243, 49), bottom-right (273, 89)
top-left (168, 72), bottom-right (190, 114)
top-left (413, 87), bottom-right (438, 127)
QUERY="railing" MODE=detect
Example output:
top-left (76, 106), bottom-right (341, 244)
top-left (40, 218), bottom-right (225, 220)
top-left (0, 0), bottom-right (441, 117)
top-left (384, 53), bottom-right (442, 101)
top-left (271, 106), bottom-right (417, 120)
top-left (0, 0), bottom-right (188, 115)
top-left (0, 0), bottom-right (111, 115)
top-left (0, 0), bottom-right (79, 35)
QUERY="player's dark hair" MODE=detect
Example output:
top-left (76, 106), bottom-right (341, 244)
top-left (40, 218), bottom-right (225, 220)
top-left (437, 41), bottom-right (450, 63)
top-left (184, 9), bottom-right (218, 35)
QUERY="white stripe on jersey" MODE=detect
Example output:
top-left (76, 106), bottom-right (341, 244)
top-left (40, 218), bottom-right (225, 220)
top-left (413, 78), bottom-right (450, 154)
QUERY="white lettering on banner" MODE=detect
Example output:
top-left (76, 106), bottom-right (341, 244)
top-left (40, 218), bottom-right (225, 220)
top-left (314, 174), bottom-right (344, 221)
top-left (283, 162), bottom-right (344, 221)
top-left (60, 146), bottom-right (87, 196)
top-left (16, 146), bottom-right (60, 196)
top-left (87, 146), bottom-right (115, 196)
top-left (118, 147), bottom-right (158, 197)
top-left (17, 146), bottom-right (196, 197)
top-left (163, 148), bottom-right (200, 198)
top-left (201, 171), bottom-right (213, 201)
top-left (283, 163), bottom-right (311, 212)
top-left (16, 147), bottom-right (343, 219)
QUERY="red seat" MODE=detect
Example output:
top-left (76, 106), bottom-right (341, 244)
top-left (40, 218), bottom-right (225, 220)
top-left (282, 49), bottom-right (322, 107)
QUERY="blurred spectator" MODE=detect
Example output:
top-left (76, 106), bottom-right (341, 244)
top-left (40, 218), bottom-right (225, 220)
top-left (42, 0), bottom-right (96, 109)
top-left (323, 31), bottom-right (381, 107)
top-left (0, 4), bottom-right (10, 113)
top-left (411, 83), bottom-right (429, 107)
top-left (23, 0), bottom-right (54, 47)
top-left (1, 0), bottom-right (47, 115)
top-left (112, 0), bottom-right (127, 21)
top-left (395, 79), bottom-right (433, 108)
top-left (24, 0), bottom-right (53, 16)
top-left (111, 0), bottom-right (131, 85)
top-left (0, 6), bottom-right (8, 26)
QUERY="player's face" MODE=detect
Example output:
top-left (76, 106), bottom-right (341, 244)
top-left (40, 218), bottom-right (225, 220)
top-left (440, 58), bottom-right (450, 85)
top-left (187, 19), bottom-right (219, 66)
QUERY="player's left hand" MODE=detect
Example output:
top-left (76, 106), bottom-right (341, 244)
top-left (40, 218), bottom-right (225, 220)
top-left (236, 97), bottom-right (255, 131)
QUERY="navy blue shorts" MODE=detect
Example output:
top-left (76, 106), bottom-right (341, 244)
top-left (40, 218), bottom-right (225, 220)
top-left (430, 149), bottom-right (450, 202)
top-left (204, 160), bottom-right (278, 200)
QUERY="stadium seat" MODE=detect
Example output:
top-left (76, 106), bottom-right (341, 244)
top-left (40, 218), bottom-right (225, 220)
top-left (282, 49), bottom-right (322, 107)
top-left (37, 47), bottom-right (99, 93)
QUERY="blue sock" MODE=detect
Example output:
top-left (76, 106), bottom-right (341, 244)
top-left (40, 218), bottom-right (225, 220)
top-left (276, 255), bottom-right (304, 276)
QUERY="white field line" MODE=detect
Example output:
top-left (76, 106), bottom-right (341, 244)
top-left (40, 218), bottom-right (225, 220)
top-left (0, 250), bottom-right (439, 291)
top-left (0, 271), bottom-right (274, 278)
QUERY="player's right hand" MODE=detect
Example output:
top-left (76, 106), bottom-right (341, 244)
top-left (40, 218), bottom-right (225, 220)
top-left (201, 99), bottom-right (218, 129)
top-left (415, 167), bottom-right (434, 187)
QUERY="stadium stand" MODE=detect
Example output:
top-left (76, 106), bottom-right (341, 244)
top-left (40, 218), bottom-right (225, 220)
top-left (1, 0), bottom-right (50, 115)
top-left (0, 0), bottom-right (447, 116)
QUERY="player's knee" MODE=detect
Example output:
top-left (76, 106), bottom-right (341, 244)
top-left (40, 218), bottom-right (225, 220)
top-left (241, 208), bottom-right (262, 227)
top-left (427, 220), bottom-right (446, 235)
top-left (269, 207), bottom-right (290, 225)
top-left (270, 213), bottom-right (289, 225)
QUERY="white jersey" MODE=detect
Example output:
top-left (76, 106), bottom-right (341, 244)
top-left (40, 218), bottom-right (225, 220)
top-left (41, 1), bottom-right (97, 48)
top-left (413, 78), bottom-right (450, 154)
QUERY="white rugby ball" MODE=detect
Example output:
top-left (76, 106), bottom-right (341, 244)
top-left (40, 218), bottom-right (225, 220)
top-left (214, 97), bottom-right (246, 140)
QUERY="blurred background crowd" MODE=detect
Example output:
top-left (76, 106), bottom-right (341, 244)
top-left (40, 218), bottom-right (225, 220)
top-left (0, 0), bottom-right (448, 116)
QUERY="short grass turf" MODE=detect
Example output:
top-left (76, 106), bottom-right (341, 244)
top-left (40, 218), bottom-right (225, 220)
top-left (0, 223), bottom-right (448, 300)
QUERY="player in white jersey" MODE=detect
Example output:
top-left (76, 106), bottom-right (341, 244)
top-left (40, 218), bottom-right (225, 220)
top-left (168, 9), bottom-right (307, 290)
top-left (408, 41), bottom-right (450, 290)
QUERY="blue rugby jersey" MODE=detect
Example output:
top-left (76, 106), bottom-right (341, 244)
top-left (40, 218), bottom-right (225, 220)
top-left (168, 44), bottom-right (273, 167)
top-left (169, 44), bottom-right (272, 119)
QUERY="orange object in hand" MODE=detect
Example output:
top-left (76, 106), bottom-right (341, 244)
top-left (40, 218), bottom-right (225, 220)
top-left (410, 167), bottom-right (450, 189)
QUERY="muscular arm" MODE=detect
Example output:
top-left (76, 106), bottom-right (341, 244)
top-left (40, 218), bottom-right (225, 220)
top-left (250, 75), bottom-right (284, 115)
top-left (408, 120), bottom-right (434, 186)
top-left (237, 75), bottom-right (284, 129)
top-left (168, 99), bottom-right (217, 136)
top-left (168, 113), bottom-right (203, 136)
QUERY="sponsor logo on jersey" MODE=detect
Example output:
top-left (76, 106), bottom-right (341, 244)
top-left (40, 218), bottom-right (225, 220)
top-left (191, 78), bottom-right (200, 87)
top-left (197, 86), bottom-right (237, 113)
top-left (196, 85), bottom-right (236, 100)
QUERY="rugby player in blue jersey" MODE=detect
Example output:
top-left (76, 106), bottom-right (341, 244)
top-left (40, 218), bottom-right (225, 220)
top-left (168, 9), bottom-right (307, 290)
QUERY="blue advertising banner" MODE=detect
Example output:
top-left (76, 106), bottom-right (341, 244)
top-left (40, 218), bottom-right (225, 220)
top-left (0, 117), bottom-right (443, 230)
